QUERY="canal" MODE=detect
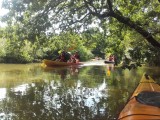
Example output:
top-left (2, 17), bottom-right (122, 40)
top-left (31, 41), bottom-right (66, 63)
top-left (0, 61), bottom-right (160, 120)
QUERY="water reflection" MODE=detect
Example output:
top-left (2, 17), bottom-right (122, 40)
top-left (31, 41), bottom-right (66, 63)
top-left (43, 79), bottom-right (108, 120)
top-left (43, 65), bottom-right (80, 80)
top-left (106, 64), bottom-right (114, 77)
top-left (0, 63), bottom-right (160, 120)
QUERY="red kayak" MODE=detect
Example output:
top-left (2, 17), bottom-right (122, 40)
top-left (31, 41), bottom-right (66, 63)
top-left (104, 60), bottom-right (115, 64)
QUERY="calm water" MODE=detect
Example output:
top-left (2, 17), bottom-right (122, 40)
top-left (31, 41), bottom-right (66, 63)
top-left (0, 61), bottom-right (160, 120)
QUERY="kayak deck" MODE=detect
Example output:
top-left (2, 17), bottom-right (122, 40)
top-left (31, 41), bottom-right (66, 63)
top-left (130, 74), bottom-right (160, 99)
top-left (118, 74), bottom-right (160, 120)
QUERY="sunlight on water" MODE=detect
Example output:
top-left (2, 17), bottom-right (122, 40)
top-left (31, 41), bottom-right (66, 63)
top-left (82, 60), bottom-right (106, 66)
top-left (0, 88), bottom-right (6, 100)
top-left (12, 84), bottom-right (28, 95)
top-left (43, 79), bottom-right (108, 113)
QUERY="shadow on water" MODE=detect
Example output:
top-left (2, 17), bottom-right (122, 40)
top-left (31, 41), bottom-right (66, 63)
top-left (0, 62), bottom-right (160, 120)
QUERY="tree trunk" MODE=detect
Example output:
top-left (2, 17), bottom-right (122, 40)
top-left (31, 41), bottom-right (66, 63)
top-left (110, 12), bottom-right (160, 48)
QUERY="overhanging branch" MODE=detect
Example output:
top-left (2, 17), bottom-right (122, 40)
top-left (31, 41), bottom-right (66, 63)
top-left (111, 11), bottom-right (160, 48)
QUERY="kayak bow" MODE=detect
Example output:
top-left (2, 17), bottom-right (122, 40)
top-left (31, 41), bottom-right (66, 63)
top-left (118, 73), bottom-right (160, 120)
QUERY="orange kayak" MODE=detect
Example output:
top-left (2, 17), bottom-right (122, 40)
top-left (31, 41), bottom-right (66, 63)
top-left (41, 59), bottom-right (83, 67)
top-left (118, 74), bottom-right (160, 120)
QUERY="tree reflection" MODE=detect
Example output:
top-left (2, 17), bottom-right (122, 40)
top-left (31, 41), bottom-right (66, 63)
top-left (0, 78), bottom-right (111, 120)
top-left (0, 65), bottom-right (149, 120)
top-left (43, 66), bottom-right (80, 81)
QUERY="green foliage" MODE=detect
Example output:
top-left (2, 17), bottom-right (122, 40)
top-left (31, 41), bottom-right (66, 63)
top-left (0, 38), bottom-right (32, 63)
top-left (0, 0), bottom-right (160, 65)
top-left (45, 31), bottom-right (94, 61)
top-left (0, 26), bottom-right (96, 63)
top-left (81, 28), bottom-right (107, 58)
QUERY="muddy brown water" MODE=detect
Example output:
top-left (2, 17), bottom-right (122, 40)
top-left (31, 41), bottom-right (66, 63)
top-left (0, 61), bottom-right (160, 120)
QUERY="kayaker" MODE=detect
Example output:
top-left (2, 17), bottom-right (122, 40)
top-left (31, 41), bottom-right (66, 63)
top-left (65, 51), bottom-right (71, 62)
top-left (58, 51), bottom-right (66, 62)
top-left (68, 55), bottom-right (76, 63)
top-left (67, 51), bottom-right (80, 63)
top-left (73, 51), bottom-right (80, 63)
top-left (109, 55), bottom-right (114, 61)
top-left (55, 51), bottom-right (71, 62)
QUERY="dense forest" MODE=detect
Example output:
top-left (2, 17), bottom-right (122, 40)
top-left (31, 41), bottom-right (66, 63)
top-left (0, 0), bottom-right (160, 66)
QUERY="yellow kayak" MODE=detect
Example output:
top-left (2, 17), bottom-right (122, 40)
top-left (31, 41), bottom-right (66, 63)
top-left (118, 73), bottom-right (160, 120)
top-left (41, 59), bottom-right (83, 67)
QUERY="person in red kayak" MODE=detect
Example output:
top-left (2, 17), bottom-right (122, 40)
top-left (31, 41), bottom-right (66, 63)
top-left (109, 55), bottom-right (114, 62)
